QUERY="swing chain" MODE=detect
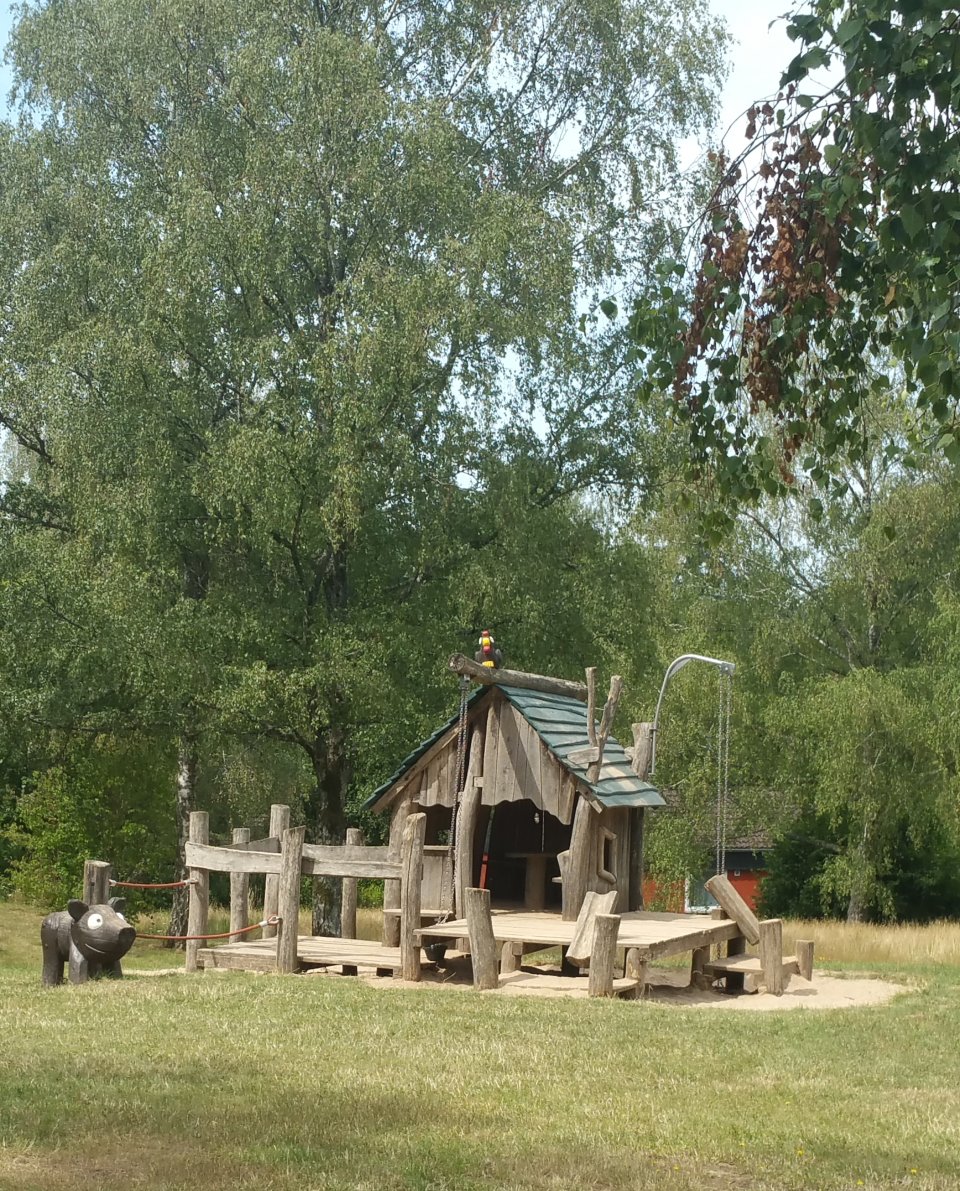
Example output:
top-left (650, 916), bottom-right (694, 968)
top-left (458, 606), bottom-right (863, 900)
top-left (715, 668), bottom-right (733, 876)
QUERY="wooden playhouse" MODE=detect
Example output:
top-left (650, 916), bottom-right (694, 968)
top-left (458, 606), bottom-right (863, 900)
top-left (364, 656), bottom-right (665, 931)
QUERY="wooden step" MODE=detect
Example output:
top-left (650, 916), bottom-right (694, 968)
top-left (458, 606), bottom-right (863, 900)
top-left (703, 954), bottom-right (800, 976)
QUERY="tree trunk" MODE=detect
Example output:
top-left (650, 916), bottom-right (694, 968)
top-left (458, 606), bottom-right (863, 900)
top-left (308, 726), bottom-right (350, 936)
top-left (167, 737), bottom-right (197, 945)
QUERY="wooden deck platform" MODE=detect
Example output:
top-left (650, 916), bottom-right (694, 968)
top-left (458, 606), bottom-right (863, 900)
top-left (198, 936), bottom-right (402, 975)
top-left (417, 908), bottom-right (741, 960)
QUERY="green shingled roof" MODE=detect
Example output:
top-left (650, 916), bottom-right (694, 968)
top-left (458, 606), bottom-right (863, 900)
top-left (363, 683), bottom-right (663, 811)
top-left (498, 686), bottom-right (664, 809)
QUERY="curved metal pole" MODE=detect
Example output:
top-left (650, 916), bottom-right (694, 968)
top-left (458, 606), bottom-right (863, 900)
top-left (649, 653), bottom-right (735, 777)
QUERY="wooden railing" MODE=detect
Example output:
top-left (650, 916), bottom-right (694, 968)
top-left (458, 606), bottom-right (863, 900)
top-left (181, 806), bottom-right (425, 975)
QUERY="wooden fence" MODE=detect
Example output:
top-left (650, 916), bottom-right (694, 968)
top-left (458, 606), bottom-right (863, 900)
top-left (181, 806), bottom-right (425, 975)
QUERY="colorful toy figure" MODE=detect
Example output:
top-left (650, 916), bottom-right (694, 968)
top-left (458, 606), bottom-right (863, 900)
top-left (475, 630), bottom-right (503, 669)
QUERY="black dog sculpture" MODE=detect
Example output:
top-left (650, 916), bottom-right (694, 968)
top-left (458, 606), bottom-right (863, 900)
top-left (41, 897), bottom-right (136, 986)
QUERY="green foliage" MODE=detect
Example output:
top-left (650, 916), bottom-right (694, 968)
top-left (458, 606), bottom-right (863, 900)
top-left (0, 0), bottom-right (726, 867)
top-left (630, 1), bottom-right (960, 509)
top-left (5, 738), bottom-right (176, 909)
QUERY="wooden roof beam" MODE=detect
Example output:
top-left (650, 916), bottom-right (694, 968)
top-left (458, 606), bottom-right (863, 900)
top-left (448, 654), bottom-right (588, 702)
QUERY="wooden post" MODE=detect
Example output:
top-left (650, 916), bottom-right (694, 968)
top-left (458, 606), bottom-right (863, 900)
top-left (585, 667), bottom-right (598, 745)
top-left (341, 827), bottom-right (363, 940)
top-left (500, 941), bottom-right (521, 974)
top-left (400, 812), bottom-right (426, 981)
top-left (796, 939), bottom-right (815, 981)
top-left (759, 918), bottom-right (784, 995)
top-left (704, 874), bottom-right (761, 944)
top-left (725, 932), bottom-right (746, 993)
top-left (464, 887), bottom-right (499, 991)
top-left (276, 825), bottom-right (306, 974)
top-left (628, 809), bottom-right (645, 911)
top-left (587, 913), bottom-right (620, 997)
top-left (262, 803), bottom-right (290, 939)
top-left (625, 947), bottom-right (648, 998)
top-left (83, 860), bottom-right (111, 906)
top-left (562, 797), bottom-right (594, 920)
top-left (629, 722), bottom-right (654, 779)
top-left (383, 794), bottom-right (412, 946)
top-left (455, 727), bottom-right (485, 918)
top-left (229, 827), bottom-right (251, 938)
top-left (587, 676), bottom-right (624, 784)
top-left (690, 945), bottom-right (711, 990)
top-left (185, 811), bottom-right (209, 974)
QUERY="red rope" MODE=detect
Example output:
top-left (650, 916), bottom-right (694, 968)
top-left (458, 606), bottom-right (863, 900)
top-left (136, 916), bottom-right (281, 942)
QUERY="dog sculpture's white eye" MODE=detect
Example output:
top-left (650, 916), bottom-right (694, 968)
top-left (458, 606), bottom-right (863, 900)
top-left (86, 913), bottom-right (104, 929)
top-left (116, 913), bottom-right (126, 921)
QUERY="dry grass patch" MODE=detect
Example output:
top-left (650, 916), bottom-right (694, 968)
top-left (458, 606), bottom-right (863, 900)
top-left (782, 918), bottom-right (960, 968)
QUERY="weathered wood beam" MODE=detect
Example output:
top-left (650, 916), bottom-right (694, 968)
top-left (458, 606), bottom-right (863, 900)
top-left (455, 727), bottom-right (485, 918)
top-left (448, 654), bottom-right (588, 701)
top-left (83, 860), bottom-right (111, 906)
top-left (759, 918), bottom-right (784, 995)
top-left (704, 873), bottom-right (761, 945)
top-left (263, 804), bottom-right (290, 939)
top-left (796, 938), bottom-right (815, 981)
top-left (464, 887), bottom-right (499, 991)
top-left (567, 889), bottom-right (617, 965)
top-left (587, 914), bottom-right (620, 997)
top-left (276, 826), bottom-right (306, 973)
top-left (229, 828), bottom-right (251, 938)
top-left (400, 812), bottom-right (426, 981)
top-left (341, 828), bottom-right (363, 940)
top-left (587, 675), bottom-right (624, 784)
top-left (185, 811), bottom-right (209, 973)
top-left (383, 794), bottom-right (412, 945)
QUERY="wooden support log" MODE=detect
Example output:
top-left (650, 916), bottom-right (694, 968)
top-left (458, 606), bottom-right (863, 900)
top-left (464, 887), bottom-right (498, 991)
top-left (500, 941), bottom-right (521, 974)
top-left (276, 825), bottom-right (306, 974)
top-left (455, 727), bottom-right (485, 918)
top-left (185, 812), bottom-right (209, 974)
top-left (628, 722), bottom-right (654, 779)
top-left (562, 798), bottom-right (594, 921)
top-left (690, 945), bottom-right (711, 990)
top-left (383, 795), bottom-right (412, 946)
top-left (229, 828), bottom-right (251, 938)
top-left (625, 947), bottom-right (648, 999)
top-left (759, 918), bottom-right (784, 996)
top-left (704, 874), bottom-right (761, 945)
top-left (83, 860), bottom-right (111, 906)
top-left (263, 804), bottom-right (290, 939)
top-left (448, 654), bottom-right (588, 701)
top-left (585, 667), bottom-right (598, 745)
top-left (587, 913), bottom-right (620, 997)
top-left (341, 828), bottom-right (363, 940)
top-left (587, 676), bottom-right (624, 784)
top-left (796, 938), bottom-right (815, 981)
top-left (725, 932), bottom-right (746, 993)
top-left (567, 890), bottom-right (618, 965)
top-left (400, 812), bottom-right (426, 982)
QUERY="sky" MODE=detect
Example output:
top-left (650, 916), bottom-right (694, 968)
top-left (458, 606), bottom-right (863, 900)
top-left (0, 1), bottom-right (798, 137)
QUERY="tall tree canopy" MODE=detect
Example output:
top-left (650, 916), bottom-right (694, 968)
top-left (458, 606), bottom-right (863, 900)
top-left (631, 0), bottom-right (960, 511)
top-left (0, 0), bottom-right (725, 923)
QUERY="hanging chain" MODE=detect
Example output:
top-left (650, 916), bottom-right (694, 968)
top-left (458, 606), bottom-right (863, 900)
top-left (722, 669), bottom-right (732, 877)
top-left (715, 669), bottom-right (733, 876)
top-left (715, 668), bottom-right (724, 876)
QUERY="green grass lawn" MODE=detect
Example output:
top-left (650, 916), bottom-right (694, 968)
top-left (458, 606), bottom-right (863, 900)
top-left (1, 899), bottom-right (958, 1191)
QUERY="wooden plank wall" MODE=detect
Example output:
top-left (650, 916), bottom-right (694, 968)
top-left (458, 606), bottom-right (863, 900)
top-left (480, 699), bottom-right (574, 825)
